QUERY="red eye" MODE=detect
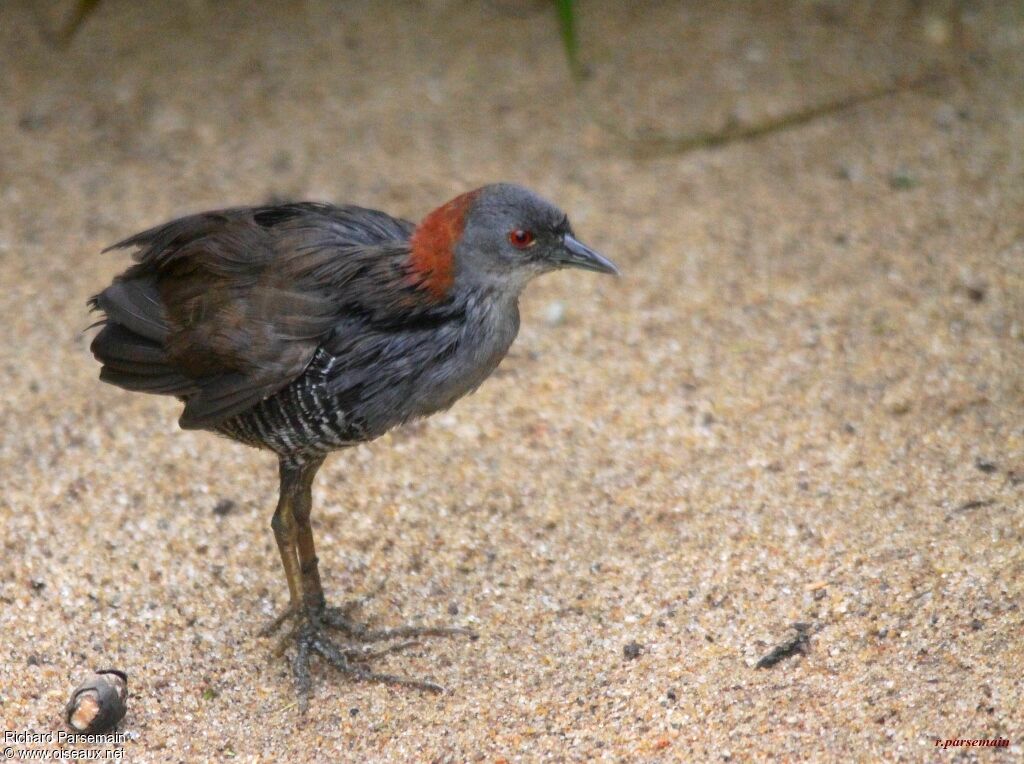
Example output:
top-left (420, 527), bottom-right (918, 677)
top-left (508, 229), bottom-right (536, 248)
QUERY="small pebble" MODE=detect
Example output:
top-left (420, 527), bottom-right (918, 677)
top-left (964, 283), bottom-right (986, 302)
top-left (543, 301), bottom-right (566, 326)
top-left (974, 458), bottom-right (997, 474)
top-left (923, 15), bottom-right (950, 45)
top-left (933, 103), bottom-right (957, 129)
top-left (835, 163), bottom-right (864, 183)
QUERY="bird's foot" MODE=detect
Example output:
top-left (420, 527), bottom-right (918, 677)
top-left (261, 595), bottom-right (476, 712)
top-left (259, 580), bottom-right (383, 640)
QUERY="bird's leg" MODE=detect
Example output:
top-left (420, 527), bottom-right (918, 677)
top-left (290, 455), bottom-right (327, 611)
top-left (264, 465), bottom-right (304, 631)
top-left (262, 455), bottom-right (476, 712)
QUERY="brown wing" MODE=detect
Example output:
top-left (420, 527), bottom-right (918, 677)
top-left (89, 203), bottom-right (414, 430)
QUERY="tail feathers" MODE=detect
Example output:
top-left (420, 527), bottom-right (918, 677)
top-left (90, 323), bottom-right (195, 397)
top-left (89, 276), bottom-right (169, 343)
top-left (90, 323), bottom-right (167, 365)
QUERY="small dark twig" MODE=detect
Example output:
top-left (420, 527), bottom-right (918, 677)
top-left (946, 498), bottom-right (996, 520)
top-left (957, 498), bottom-right (995, 512)
top-left (601, 70), bottom-right (947, 160)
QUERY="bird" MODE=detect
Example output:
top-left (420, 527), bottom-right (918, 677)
top-left (88, 183), bottom-right (618, 708)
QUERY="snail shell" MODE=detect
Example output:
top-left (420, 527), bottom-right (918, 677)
top-left (64, 669), bottom-right (128, 733)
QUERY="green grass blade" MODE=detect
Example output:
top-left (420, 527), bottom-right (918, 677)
top-left (555, 0), bottom-right (582, 79)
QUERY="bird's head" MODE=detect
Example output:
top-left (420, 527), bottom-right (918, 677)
top-left (408, 183), bottom-right (618, 299)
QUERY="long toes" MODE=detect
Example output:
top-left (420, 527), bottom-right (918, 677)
top-left (311, 633), bottom-right (353, 671)
top-left (311, 637), bottom-right (444, 694)
top-left (269, 599), bottom-right (475, 709)
top-left (349, 667), bottom-right (445, 695)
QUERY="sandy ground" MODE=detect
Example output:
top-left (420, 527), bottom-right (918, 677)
top-left (1, 1), bottom-right (1022, 761)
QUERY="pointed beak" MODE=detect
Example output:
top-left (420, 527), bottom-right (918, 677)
top-left (555, 234), bottom-right (620, 276)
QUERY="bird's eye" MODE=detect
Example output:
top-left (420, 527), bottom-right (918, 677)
top-left (508, 229), bottom-right (536, 249)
